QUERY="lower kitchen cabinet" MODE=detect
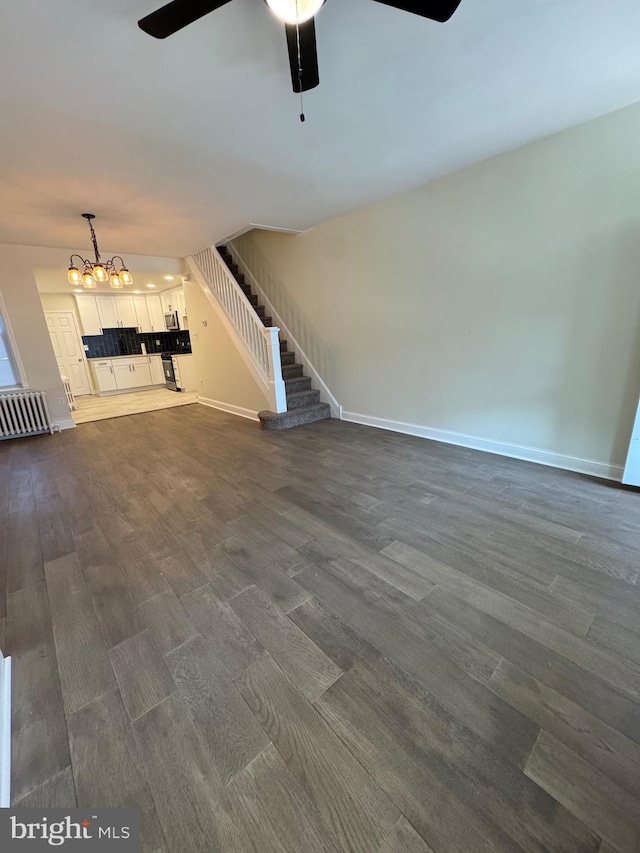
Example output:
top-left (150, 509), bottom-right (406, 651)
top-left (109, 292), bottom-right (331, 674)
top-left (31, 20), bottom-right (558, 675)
top-left (149, 355), bottom-right (164, 385)
top-left (129, 357), bottom-right (152, 387)
top-left (112, 361), bottom-right (138, 390)
top-left (90, 356), bottom-right (164, 394)
top-left (173, 355), bottom-right (196, 391)
top-left (92, 360), bottom-right (117, 392)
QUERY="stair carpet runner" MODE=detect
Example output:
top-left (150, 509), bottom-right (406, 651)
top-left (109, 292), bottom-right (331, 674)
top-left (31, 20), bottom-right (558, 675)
top-left (218, 246), bottom-right (331, 430)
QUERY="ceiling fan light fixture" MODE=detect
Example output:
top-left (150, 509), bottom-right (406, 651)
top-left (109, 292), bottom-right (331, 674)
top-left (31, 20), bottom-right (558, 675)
top-left (265, 0), bottom-right (324, 25)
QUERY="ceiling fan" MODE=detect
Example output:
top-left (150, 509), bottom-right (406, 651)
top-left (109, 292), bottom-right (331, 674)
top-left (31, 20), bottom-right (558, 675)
top-left (138, 0), bottom-right (463, 97)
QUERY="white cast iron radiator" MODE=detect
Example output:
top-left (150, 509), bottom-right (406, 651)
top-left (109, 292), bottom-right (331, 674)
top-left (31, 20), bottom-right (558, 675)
top-left (61, 375), bottom-right (76, 411)
top-left (0, 390), bottom-right (54, 439)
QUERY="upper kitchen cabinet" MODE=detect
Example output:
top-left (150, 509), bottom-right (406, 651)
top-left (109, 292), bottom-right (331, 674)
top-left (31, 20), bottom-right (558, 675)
top-left (161, 288), bottom-right (187, 329)
top-left (146, 294), bottom-right (165, 332)
top-left (98, 295), bottom-right (137, 329)
top-left (96, 296), bottom-right (118, 329)
top-left (75, 291), bottom-right (185, 336)
top-left (176, 289), bottom-right (187, 327)
top-left (75, 295), bottom-right (102, 336)
top-left (133, 296), bottom-right (152, 333)
top-left (117, 296), bottom-right (138, 328)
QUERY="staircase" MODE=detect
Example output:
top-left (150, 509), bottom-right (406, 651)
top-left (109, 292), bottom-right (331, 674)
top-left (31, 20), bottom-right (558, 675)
top-left (218, 245), bottom-right (331, 430)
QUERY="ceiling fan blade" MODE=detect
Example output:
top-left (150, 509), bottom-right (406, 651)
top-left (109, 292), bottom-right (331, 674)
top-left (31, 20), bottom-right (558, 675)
top-left (138, 0), bottom-right (233, 39)
top-left (370, 0), bottom-right (463, 23)
top-left (285, 19), bottom-right (319, 93)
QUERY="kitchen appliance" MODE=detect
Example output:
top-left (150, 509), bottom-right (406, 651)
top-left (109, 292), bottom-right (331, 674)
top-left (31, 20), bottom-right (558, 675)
top-left (164, 311), bottom-right (179, 331)
top-left (161, 353), bottom-right (180, 391)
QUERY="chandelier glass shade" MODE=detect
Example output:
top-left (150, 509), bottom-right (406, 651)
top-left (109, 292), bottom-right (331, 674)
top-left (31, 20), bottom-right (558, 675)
top-left (68, 214), bottom-right (133, 289)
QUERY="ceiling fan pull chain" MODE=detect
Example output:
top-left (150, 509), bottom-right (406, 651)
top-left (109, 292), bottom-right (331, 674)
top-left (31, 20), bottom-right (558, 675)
top-left (294, 0), bottom-right (305, 121)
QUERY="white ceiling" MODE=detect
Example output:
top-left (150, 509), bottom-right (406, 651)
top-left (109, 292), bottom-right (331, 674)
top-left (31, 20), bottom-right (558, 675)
top-left (2, 0), bottom-right (640, 258)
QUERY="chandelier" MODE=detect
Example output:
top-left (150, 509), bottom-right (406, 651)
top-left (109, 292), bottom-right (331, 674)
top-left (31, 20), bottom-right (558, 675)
top-left (68, 213), bottom-right (133, 290)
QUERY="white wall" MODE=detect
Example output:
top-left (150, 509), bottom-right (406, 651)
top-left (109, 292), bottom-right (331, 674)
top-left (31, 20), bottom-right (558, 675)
top-left (235, 102), bottom-right (640, 477)
top-left (182, 277), bottom-right (272, 419)
top-left (39, 293), bottom-right (96, 395)
top-left (0, 244), bottom-right (181, 430)
top-left (39, 293), bottom-right (78, 313)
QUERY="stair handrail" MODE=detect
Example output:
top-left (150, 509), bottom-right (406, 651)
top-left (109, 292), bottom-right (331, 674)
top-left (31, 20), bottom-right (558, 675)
top-left (189, 245), bottom-right (287, 413)
top-left (228, 239), bottom-right (342, 418)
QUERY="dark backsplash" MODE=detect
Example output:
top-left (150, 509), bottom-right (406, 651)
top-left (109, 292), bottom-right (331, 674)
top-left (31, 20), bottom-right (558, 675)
top-left (82, 328), bottom-right (191, 358)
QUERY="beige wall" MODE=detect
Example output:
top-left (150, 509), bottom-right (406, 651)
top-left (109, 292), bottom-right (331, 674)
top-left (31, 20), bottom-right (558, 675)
top-left (235, 102), bottom-right (640, 474)
top-left (182, 277), bottom-right (271, 417)
top-left (0, 244), bottom-right (71, 427)
top-left (39, 293), bottom-right (78, 313)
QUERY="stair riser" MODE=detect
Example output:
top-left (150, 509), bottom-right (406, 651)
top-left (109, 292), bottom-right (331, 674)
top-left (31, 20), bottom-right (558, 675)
top-left (282, 365), bottom-right (304, 379)
top-left (259, 403), bottom-right (331, 431)
top-left (287, 390), bottom-right (321, 409)
top-left (280, 352), bottom-right (296, 365)
top-left (285, 377), bottom-right (312, 393)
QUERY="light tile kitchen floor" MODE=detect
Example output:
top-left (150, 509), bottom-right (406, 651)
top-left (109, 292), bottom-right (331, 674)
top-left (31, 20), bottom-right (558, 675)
top-left (72, 388), bottom-right (199, 424)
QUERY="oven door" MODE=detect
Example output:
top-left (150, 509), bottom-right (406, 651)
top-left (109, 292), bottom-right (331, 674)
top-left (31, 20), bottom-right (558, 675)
top-left (162, 356), bottom-right (178, 391)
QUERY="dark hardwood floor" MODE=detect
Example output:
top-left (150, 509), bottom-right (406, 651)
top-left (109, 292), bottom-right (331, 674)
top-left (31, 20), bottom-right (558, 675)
top-left (3, 403), bottom-right (640, 852)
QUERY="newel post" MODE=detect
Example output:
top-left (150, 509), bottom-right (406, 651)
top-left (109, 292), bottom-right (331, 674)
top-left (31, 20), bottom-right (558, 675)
top-left (264, 326), bottom-right (287, 413)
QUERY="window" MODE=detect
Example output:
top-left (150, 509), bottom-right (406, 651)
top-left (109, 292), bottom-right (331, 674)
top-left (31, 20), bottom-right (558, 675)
top-left (0, 296), bottom-right (24, 389)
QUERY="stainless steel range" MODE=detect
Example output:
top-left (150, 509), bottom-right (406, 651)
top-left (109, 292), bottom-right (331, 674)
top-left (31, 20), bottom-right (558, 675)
top-left (161, 353), bottom-right (180, 391)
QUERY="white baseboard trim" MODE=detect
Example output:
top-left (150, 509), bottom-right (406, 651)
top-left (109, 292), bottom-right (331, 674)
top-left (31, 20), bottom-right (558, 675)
top-left (0, 653), bottom-right (11, 808)
top-left (56, 418), bottom-right (76, 431)
top-left (342, 411), bottom-right (624, 481)
top-left (198, 397), bottom-right (259, 421)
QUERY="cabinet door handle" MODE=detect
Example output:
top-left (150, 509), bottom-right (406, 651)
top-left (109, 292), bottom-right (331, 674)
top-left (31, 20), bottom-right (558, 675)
top-left (110, 366), bottom-right (113, 374)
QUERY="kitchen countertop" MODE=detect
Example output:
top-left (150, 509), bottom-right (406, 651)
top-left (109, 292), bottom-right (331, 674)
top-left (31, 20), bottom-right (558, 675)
top-left (88, 353), bottom-right (191, 360)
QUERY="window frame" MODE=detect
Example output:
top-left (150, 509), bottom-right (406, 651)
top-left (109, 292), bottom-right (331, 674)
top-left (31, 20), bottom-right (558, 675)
top-left (0, 290), bottom-right (28, 391)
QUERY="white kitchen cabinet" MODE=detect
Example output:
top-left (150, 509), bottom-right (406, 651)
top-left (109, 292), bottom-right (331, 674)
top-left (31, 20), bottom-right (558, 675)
top-left (149, 355), bottom-right (164, 385)
top-left (130, 357), bottom-right (152, 387)
top-left (96, 295), bottom-right (139, 329)
top-left (134, 296), bottom-right (152, 333)
top-left (75, 296), bottom-right (102, 336)
top-left (96, 296), bottom-right (119, 329)
top-left (117, 296), bottom-right (138, 328)
top-left (113, 361), bottom-right (137, 390)
top-left (173, 355), bottom-right (196, 392)
top-left (92, 360), bottom-right (117, 392)
top-left (176, 289), bottom-right (188, 329)
top-left (147, 295), bottom-right (165, 332)
top-left (91, 356), bottom-right (159, 394)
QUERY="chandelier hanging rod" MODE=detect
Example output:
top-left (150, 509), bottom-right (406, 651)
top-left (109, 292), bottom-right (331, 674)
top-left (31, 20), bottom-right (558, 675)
top-left (68, 214), bottom-right (133, 290)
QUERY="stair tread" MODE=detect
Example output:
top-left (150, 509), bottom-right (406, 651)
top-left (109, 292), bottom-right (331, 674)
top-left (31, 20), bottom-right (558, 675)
top-left (258, 403), bottom-right (331, 430)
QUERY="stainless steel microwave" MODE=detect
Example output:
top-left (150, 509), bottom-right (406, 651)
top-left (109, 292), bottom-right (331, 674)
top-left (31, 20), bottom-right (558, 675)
top-left (164, 311), bottom-right (179, 331)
